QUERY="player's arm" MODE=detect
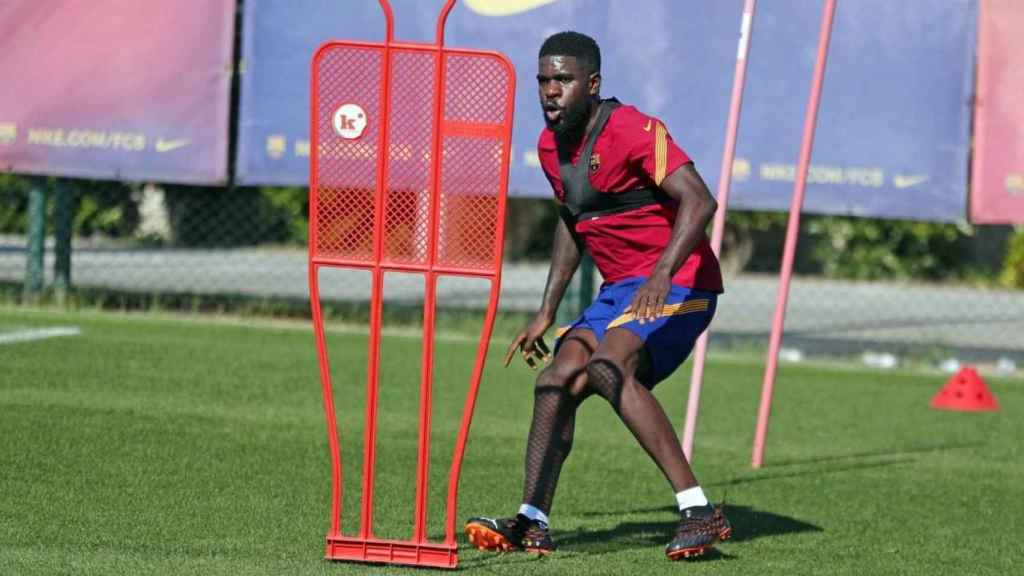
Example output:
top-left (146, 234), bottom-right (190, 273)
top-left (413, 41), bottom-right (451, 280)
top-left (628, 163), bottom-right (717, 323)
top-left (504, 207), bottom-right (582, 367)
top-left (537, 207), bottom-right (583, 321)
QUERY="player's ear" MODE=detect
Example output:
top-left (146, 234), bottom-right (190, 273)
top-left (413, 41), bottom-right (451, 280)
top-left (588, 71), bottom-right (601, 96)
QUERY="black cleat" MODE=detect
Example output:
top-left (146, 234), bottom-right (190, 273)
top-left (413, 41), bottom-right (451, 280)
top-left (520, 517), bottom-right (555, 555)
top-left (665, 503), bottom-right (732, 560)
top-left (465, 514), bottom-right (555, 555)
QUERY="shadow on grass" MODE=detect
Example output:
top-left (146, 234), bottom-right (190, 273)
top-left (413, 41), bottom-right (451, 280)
top-left (457, 504), bottom-right (813, 568)
top-left (567, 504), bottom-right (820, 548)
top-left (708, 455), bottom-right (917, 488)
top-left (459, 455), bottom-right (914, 566)
top-left (764, 441), bottom-right (985, 467)
top-left (703, 441), bottom-right (983, 489)
top-left (459, 548), bottom-right (741, 571)
top-left (458, 444), bottom-right (975, 567)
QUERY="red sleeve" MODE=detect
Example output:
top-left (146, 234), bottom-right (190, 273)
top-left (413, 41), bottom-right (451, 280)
top-left (537, 129), bottom-right (564, 201)
top-left (624, 113), bottom-right (692, 187)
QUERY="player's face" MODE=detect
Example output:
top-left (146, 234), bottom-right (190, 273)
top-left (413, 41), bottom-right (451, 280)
top-left (537, 55), bottom-right (598, 136)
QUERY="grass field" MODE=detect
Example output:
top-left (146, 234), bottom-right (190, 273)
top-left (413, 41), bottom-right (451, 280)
top-left (1, 305), bottom-right (1022, 575)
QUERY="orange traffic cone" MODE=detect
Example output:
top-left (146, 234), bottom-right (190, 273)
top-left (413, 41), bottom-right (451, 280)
top-left (930, 367), bottom-right (999, 412)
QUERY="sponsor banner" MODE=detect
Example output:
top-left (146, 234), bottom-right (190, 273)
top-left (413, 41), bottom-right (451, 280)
top-left (238, 0), bottom-right (973, 222)
top-left (0, 0), bottom-right (236, 184)
top-left (236, 0), bottom-right (395, 185)
top-left (970, 0), bottom-right (1024, 224)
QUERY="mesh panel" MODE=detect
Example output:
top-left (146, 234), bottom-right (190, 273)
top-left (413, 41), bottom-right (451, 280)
top-left (444, 55), bottom-right (509, 125)
top-left (383, 50), bottom-right (436, 266)
top-left (436, 54), bottom-right (510, 271)
top-left (314, 45), bottom-right (383, 262)
top-left (312, 48), bottom-right (510, 273)
top-left (437, 137), bottom-right (501, 270)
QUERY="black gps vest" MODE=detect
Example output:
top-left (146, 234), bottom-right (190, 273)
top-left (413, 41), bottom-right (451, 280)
top-left (557, 98), bottom-right (669, 224)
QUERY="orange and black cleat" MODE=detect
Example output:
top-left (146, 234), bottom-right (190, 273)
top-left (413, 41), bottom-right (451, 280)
top-left (665, 503), bottom-right (732, 560)
top-left (465, 514), bottom-right (555, 555)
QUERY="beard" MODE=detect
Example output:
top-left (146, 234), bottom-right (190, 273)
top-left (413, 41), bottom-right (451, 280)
top-left (545, 98), bottom-right (591, 140)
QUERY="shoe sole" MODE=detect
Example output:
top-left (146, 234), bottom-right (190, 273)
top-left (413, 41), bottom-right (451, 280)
top-left (465, 523), bottom-right (517, 553)
top-left (524, 543), bottom-right (554, 556)
top-left (666, 525), bottom-right (732, 561)
top-left (464, 524), bottom-right (554, 555)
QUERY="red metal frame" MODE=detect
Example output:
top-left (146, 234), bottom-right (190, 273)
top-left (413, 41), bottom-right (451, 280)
top-left (751, 0), bottom-right (837, 469)
top-left (308, 0), bottom-right (515, 568)
top-left (682, 0), bottom-right (758, 462)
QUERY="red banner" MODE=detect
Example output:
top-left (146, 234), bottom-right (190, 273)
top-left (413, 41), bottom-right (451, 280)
top-left (971, 0), bottom-right (1024, 224)
top-left (0, 0), bottom-right (235, 184)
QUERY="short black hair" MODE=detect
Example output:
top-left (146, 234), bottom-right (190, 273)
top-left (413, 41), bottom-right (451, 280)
top-left (539, 31), bottom-right (601, 74)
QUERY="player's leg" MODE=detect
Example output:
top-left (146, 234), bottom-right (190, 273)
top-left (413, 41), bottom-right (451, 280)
top-left (465, 328), bottom-right (597, 554)
top-left (585, 286), bottom-right (730, 559)
top-left (586, 328), bottom-right (697, 492)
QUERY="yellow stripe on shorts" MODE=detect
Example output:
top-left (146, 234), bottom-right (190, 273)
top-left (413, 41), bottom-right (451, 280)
top-left (606, 298), bottom-right (709, 330)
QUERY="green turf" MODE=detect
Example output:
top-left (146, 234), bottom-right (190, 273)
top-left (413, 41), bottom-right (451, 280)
top-left (1, 306), bottom-right (1021, 575)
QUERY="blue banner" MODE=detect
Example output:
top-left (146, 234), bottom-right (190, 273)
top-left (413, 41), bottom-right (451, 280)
top-left (0, 0), bottom-right (236, 184)
top-left (236, 0), bottom-right (974, 222)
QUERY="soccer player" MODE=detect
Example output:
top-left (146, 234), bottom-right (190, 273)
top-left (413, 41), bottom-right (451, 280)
top-left (465, 31), bottom-right (729, 560)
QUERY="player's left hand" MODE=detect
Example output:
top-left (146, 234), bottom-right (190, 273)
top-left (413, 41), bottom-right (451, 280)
top-left (625, 273), bottom-right (671, 324)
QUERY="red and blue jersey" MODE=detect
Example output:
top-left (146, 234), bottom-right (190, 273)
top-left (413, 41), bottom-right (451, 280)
top-left (538, 102), bottom-right (723, 293)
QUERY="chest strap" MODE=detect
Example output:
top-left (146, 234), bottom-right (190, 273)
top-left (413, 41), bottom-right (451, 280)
top-left (558, 99), bottom-right (667, 223)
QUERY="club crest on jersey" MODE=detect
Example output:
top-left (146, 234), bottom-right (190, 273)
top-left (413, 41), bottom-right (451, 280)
top-left (589, 153), bottom-right (601, 172)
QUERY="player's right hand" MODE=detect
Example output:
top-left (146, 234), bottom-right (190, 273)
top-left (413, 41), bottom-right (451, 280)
top-left (504, 315), bottom-right (553, 369)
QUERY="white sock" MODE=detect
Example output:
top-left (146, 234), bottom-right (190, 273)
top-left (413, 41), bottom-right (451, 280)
top-left (518, 503), bottom-right (550, 526)
top-left (675, 486), bottom-right (709, 511)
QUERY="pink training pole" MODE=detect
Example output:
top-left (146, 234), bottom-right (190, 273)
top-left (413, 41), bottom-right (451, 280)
top-left (682, 0), bottom-right (758, 461)
top-left (968, 0), bottom-right (988, 223)
top-left (751, 0), bottom-right (837, 469)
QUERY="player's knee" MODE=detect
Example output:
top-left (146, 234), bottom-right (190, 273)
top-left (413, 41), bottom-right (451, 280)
top-left (536, 363), bottom-right (588, 401)
top-left (586, 358), bottom-right (625, 408)
top-left (535, 364), bottom-right (574, 393)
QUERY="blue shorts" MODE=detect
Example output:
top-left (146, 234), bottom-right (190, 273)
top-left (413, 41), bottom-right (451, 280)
top-left (555, 276), bottom-right (717, 387)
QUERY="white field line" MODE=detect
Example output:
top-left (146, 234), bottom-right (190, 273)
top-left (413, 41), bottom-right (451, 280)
top-left (0, 326), bottom-right (82, 345)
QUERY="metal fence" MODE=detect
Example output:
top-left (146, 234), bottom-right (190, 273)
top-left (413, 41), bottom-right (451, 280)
top-left (2, 185), bottom-right (1022, 375)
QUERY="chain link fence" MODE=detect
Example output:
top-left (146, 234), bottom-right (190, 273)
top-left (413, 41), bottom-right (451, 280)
top-left (1, 180), bottom-right (1022, 373)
